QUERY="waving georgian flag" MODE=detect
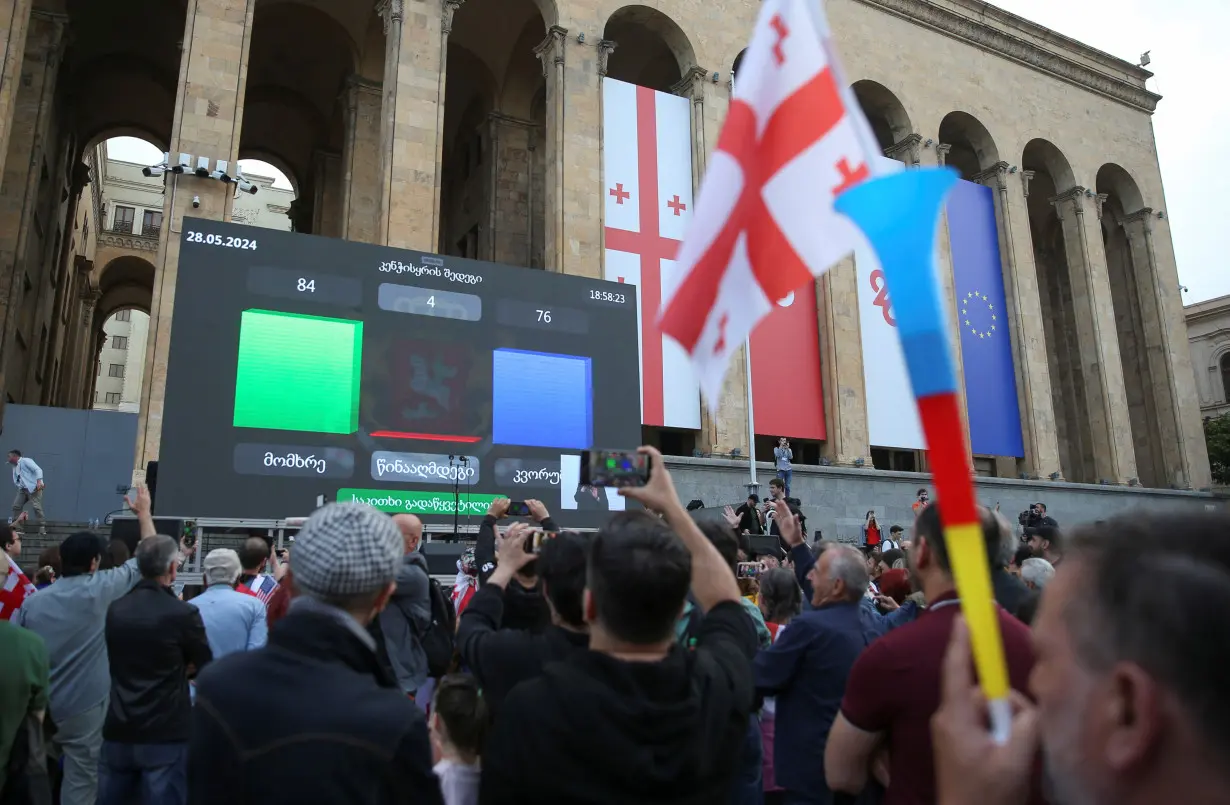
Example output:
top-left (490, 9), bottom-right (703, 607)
top-left (658, 0), bottom-right (895, 404)
top-left (1, 561), bottom-right (36, 621)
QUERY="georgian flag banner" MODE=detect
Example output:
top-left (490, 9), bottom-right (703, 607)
top-left (658, 0), bottom-right (895, 405)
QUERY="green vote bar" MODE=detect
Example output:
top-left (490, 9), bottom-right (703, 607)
top-left (233, 309), bottom-right (363, 435)
top-left (337, 489), bottom-right (499, 517)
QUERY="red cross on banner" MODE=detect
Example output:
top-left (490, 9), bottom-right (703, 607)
top-left (602, 79), bottom-right (700, 431)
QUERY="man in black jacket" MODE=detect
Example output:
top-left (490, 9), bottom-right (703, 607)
top-left (98, 534), bottom-right (211, 805)
top-left (457, 523), bottom-right (590, 718)
top-left (188, 503), bottom-right (442, 805)
top-left (480, 447), bottom-right (758, 804)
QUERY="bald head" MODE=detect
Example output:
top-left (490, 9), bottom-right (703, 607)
top-left (392, 514), bottom-right (423, 554)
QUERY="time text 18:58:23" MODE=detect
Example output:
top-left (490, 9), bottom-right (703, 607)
top-left (185, 231), bottom-right (257, 250)
top-left (588, 289), bottom-right (626, 304)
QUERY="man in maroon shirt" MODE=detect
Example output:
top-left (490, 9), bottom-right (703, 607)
top-left (825, 503), bottom-right (1041, 805)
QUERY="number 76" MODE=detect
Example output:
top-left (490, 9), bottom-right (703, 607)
top-left (536, 309), bottom-right (552, 323)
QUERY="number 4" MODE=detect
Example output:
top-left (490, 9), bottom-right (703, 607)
top-left (427, 296), bottom-right (435, 307)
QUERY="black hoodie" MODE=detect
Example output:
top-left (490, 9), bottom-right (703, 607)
top-left (479, 600), bottom-right (757, 805)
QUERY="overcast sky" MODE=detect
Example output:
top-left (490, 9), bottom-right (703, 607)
top-left (104, 0), bottom-right (1223, 303)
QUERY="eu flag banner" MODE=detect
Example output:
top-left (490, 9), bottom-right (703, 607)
top-left (947, 180), bottom-right (1025, 458)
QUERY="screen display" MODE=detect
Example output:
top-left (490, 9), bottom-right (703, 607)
top-left (157, 219), bottom-right (641, 528)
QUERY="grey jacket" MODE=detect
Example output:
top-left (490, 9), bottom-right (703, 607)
top-left (378, 551), bottom-right (432, 694)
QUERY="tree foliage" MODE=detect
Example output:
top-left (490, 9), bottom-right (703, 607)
top-left (1205, 414), bottom-right (1230, 486)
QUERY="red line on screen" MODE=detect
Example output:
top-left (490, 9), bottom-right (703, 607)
top-left (370, 431), bottom-right (483, 443)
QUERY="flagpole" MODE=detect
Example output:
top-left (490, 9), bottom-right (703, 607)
top-left (744, 338), bottom-right (758, 490)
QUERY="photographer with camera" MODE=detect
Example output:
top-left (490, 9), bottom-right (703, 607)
top-left (457, 521), bottom-right (590, 719)
top-left (474, 498), bottom-right (561, 633)
top-left (1018, 502), bottom-right (1057, 535)
top-left (480, 447), bottom-right (757, 804)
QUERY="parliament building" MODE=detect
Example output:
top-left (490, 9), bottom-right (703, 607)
top-left (0, 0), bottom-right (1212, 492)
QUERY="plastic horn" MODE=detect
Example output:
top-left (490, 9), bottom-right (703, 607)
top-left (834, 167), bottom-right (1013, 744)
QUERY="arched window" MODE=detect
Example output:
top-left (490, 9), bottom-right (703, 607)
top-left (1221, 352), bottom-right (1230, 403)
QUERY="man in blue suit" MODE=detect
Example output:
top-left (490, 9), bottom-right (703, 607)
top-left (754, 541), bottom-right (880, 805)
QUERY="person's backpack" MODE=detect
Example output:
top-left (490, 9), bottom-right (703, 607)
top-left (420, 577), bottom-right (457, 678)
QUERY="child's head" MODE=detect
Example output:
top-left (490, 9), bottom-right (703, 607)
top-left (430, 674), bottom-right (488, 762)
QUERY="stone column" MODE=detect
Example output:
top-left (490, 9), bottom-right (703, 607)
top-left (341, 75), bottom-right (382, 243)
top-left (0, 0), bottom-right (33, 183)
top-left (1121, 208), bottom-right (1207, 488)
top-left (884, 133), bottom-right (921, 168)
top-left (972, 161), bottom-right (1061, 478)
top-left (73, 286), bottom-right (100, 408)
top-left (819, 253), bottom-right (872, 465)
top-left (377, 0), bottom-right (454, 251)
top-left (485, 112), bottom-right (536, 267)
top-left (135, 0), bottom-right (258, 469)
top-left (311, 149), bottom-right (342, 239)
top-left (534, 26), bottom-right (569, 272)
top-left (922, 140), bottom-right (970, 452)
top-left (1050, 187), bottom-right (1137, 484)
top-left (0, 10), bottom-right (65, 402)
top-left (59, 261), bottom-right (91, 407)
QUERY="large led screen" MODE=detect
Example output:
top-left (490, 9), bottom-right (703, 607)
top-left (157, 219), bottom-right (642, 528)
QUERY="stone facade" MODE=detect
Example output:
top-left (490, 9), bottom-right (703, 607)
top-left (0, 0), bottom-right (1212, 493)
top-left (1186, 294), bottom-right (1230, 421)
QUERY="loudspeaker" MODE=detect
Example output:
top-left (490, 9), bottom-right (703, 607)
top-left (747, 535), bottom-right (784, 560)
top-left (421, 542), bottom-right (468, 576)
top-left (145, 461), bottom-right (159, 511)
top-left (109, 517), bottom-right (184, 554)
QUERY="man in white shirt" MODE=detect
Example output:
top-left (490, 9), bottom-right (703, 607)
top-left (9, 449), bottom-right (45, 535)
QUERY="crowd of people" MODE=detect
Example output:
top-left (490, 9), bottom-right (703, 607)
top-left (0, 447), bottom-right (1227, 805)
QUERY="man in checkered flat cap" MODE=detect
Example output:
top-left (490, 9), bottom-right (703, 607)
top-left (187, 503), bottom-right (444, 805)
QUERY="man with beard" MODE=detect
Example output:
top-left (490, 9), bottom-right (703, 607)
top-left (931, 510), bottom-right (1230, 805)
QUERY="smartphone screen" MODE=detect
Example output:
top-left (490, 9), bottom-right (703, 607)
top-left (525, 530), bottom-right (556, 554)
top-left (736, 561), bottom-right (763, 579)
top-left (580, 449), bottom-right (650, 488)
top-left (507, 501), bottom-right (531, 517)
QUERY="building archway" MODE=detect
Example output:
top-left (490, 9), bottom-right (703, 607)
top-left (1023, 138), bottom-right (1091, 482)
top-left (233, 155), bottom-right (299, 233)
top-left (938, 112), bottom-right (999, 180)
top-left (603, 6), bottom-right (695, 92)
top-left (241, 1), bottom-right (357, 236)
top-left (86, 255), bottom-right (154, 411)
top-left (92, 307), bottom-right (149, 412)
top-left (1097, 163), bottom-right (1164, 486)
top-left (851, 80), bottom-right (913, 156)
top-left (441, 0), bottom-right (548, 265)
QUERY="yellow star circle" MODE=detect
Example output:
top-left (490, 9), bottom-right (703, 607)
top-left (962, 290), bottom-right (998, 339)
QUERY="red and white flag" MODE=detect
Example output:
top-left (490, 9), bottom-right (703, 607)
top-left (1, 562), bottom-right (36, 621)
top-left (602, 78), bottom-right (701, 430)
top-left (659, 0), bottom-right (894, 405)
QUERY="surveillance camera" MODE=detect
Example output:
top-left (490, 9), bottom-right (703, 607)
top-left (142, 165), bottom-right (165, 178)
top-left (192, 195), bottom-right (201, 209)
top-left (237, 179), bottom-right (258, 196)
top-left (173, 153), bottom-right (192, 174)
top-left (210, 159), bottom-right (233, 184)
top-left (194, 155), bottom-right (211, 178)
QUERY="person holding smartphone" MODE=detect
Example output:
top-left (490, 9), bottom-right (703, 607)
top-left (773, 438), bottom-right (793, 497)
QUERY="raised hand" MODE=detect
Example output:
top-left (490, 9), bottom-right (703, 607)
top-left (125, 484), bottom-right (152, 517)
top-left (487, 496), bottom-right (510, 520)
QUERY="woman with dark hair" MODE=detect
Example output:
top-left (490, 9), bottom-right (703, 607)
top-left (98, 539), bottom-right (130, 571)
top-left (756, 568), bottom-right (803, 804)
